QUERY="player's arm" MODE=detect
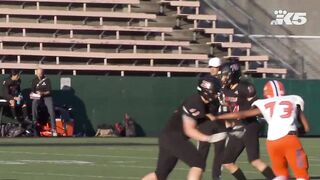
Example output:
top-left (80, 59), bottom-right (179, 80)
top-left (298, 109), bottom-right (310, 133)
top-left (2, 81), bottom-right (14, 100)
top-left (182, 115), bottom-right (226, 143)
top-left (182, 114), bottom-right (210, 142)
top-left (215, 108), bottom-right (262, 121)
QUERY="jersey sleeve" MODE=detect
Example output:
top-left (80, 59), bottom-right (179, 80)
top-left (294, 95), bottom-right (304, 111)
top-left (182, 99), bottom-right (206, 120)
top-left (252, 99), bottom-right (264, 111)
top-left (2, 79), bottom-right (13, 100)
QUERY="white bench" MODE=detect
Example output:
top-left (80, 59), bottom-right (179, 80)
top-left (187, 14), bottom-right (217, 41)
top-left (224, 55), bottom-right (269, 71)
top-left (0, 62), bottom-right (210, 76)
top-left (0, 8), bottom-right (155, 26)
top-left (204, 28), bottom-right (234, 43)
top-left (0, 49), bottom-right (208, 67)
top-left (256, 67), bottom-right (287, 79)
top-left (220, 42), bottom-right (251, 56)
top-left (243, 68), bottom-right (287, 79)
top-left (204, 28), bottom-right (235, 54)
top-left (168, 1), bottom-right (200, 28)
top-left (158, 0), bottom-right (176, 15)
top-left (1, 0), bottom-right (140, 12)
top-left (0, 22), bottom-right (172, 40)
top-left (0, 36), bottom-right (190, 54)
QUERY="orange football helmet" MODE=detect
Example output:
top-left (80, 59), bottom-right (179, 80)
top-left (263, 80), bottom-right (285, 98)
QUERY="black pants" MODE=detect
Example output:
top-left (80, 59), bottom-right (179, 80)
top-left (197, 120), bottom-right (226, 180)
top-left (223, 122), bottom-right (262, 164)
top-left (32, 97), bottom-right (56, 130)
top-left (155, 133), bottom-right (206, 180)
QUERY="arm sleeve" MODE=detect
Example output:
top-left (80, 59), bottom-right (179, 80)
top-left (252, 100), bottom-right (262, 110)
top-left (2, 80), bottom-right (14, 100)
top-left (295, 96), bottom-right (304, 111)
top-left (182, 100), bottom-right (206, 120)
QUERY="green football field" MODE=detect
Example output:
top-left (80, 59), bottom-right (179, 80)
top-left (0, 137), bottom-right (318, 180)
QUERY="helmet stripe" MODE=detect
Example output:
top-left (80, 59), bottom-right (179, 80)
top-left (271, 80), bottom-right (279, 96)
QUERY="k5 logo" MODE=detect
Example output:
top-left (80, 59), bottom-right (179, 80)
top-left (270, 10), bottom-right (307, 26)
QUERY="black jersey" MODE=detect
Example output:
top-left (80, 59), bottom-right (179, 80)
top-left (221, 80), bottom-right (257, 125)
top-left (31, 76), bottom-right (52, 97)
top-left (2, 78), bottom-right (21, 100)
top-left (162, 94), bottom-right (212, 138)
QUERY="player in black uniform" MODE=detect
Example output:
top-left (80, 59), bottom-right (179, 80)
top-left (197, 58), bottom-right (227, 180)
top-left (197, 99), bottom-right (226, 180)
top-left (218, 61), bottom-right (275, 180)
top-left (142, 77), bottom-right (227, 180)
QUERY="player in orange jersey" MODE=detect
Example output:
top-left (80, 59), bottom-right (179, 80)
top-left (214, 80), bottom-right (310, 180)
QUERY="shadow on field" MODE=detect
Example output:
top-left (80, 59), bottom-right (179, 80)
top-left (310, 177), bottom-right (320, 180)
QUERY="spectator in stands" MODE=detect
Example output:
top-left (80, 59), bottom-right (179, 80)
top-left (31, 68), bottom-right (57, 137)
top-left (2, 69), bottom-right (31, 124)
top-left (142, 77), bottom-right (227, 180)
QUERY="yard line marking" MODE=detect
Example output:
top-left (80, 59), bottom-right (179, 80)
top-left (308, 156), bottom-right (320, 161)
top-left (101, 147), bottom-right (155, 152)
top-left (20, 160), bottom-right (94, 165)
top-left (0, 160), bottom-right (94, 165)
top-left (0, 160), bottom-right (25, 165)
top-left (9, 171), bottom-right (138, 179)
top-left (0, 150), bottom-right (157, 160)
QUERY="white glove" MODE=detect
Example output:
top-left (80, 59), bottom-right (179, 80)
top-left (207, 132), bottom-right (227, 143)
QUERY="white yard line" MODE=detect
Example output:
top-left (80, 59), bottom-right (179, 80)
top-left (102, 147), bottom-right (155, 152)
top-left (0, 149), bottom-right (318, 179)
top-left (9, 171), bottom-right (139, 179)
top-left (0, 150), bottom-right (157, 160)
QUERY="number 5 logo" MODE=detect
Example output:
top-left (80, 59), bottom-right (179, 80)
top-left (292, 13), bottom-right (307, 25)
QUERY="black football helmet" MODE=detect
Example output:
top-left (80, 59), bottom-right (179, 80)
top-left (219, 61), bottom-right (241, 86)
top-left (197, 76), bottom-right (221, 102)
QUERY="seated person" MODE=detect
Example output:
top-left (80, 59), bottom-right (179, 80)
top-left (2, 69), bottom-right (31, 125)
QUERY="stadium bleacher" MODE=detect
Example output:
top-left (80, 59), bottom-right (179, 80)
top-left (0, 0), bottom-right (287, 77)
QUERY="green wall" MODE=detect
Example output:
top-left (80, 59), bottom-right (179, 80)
top-left (1, 75), bottom-right (319, 136)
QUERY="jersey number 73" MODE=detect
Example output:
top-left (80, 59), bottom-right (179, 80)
top-left (264, 101), bottom-right (293, 118)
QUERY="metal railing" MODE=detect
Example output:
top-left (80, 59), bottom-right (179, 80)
top-left (202, 0), bottom-right (319, 79)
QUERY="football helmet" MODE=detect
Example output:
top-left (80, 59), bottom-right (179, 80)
top-left (263, 80), bottom-right (285, 98)
top-left (219, 61), bottom-right (241, 86)
top-left (197, 76), bottom-right (221, 102)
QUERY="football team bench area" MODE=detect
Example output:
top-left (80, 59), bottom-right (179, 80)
top-left (0, 137), bottom-right (318, 180)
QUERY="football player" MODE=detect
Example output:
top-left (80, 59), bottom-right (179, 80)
top-left (215, 80), bottom-right (310, 180)
top-left (215, 61), bottom-right (275, 180)
top-left (142, 77), bottom-right (227, 180)
top-left (197, 57), bottom-right (227, 180)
